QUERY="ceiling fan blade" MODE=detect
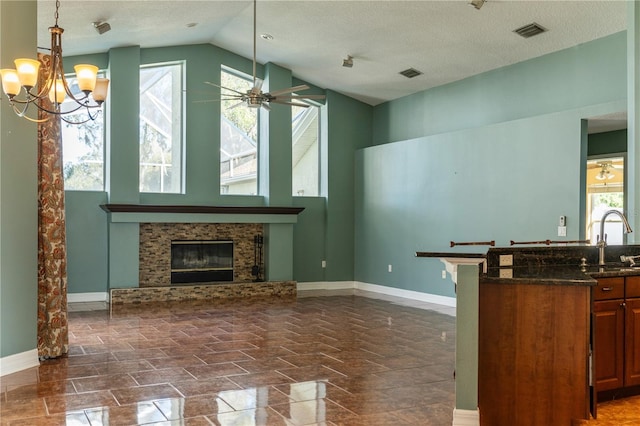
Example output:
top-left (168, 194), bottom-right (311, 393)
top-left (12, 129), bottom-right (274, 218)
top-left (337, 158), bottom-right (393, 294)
top-left (273, 94), bottom-right (326, 100)
top-left (204, 81), bottom-right (246, 96)
top-left (271, 100), bottom-right (311, 108)
top-left (226, 101), bottom-right (246, 110)
top-left (268, 84), bottom-right (310, 97)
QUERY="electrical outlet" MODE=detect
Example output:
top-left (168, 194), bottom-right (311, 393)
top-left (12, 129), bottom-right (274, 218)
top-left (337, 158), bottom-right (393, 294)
top-left (321, 260), bottom-right (326, 268)
top-left (558, 226), bottom-right (567, 237)
top-left (442, 270), bottom-right (447, 279)
top-left (499, 254), bottom-right (513, 266)
top-left (499, 268), bottom-right (513, 279)
top-left (388, 264), bottom-right (392, 273)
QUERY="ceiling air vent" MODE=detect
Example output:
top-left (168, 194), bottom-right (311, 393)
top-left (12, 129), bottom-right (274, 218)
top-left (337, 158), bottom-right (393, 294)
top-left (513, 22), bottom-right (547, 38)
top-left (399, 68), bottom-right (423, 79)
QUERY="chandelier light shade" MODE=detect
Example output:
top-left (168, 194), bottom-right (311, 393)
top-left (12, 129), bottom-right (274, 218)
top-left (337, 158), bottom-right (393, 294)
top-left (0, 1), bottom-right (109, 124)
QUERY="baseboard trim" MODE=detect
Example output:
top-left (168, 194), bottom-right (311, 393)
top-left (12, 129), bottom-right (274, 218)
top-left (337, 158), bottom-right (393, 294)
top-left (0, 349), bottom-right (39, 377)
top-left (453, 408), bottom-right (480, 426)
top-left (296, 281), bottom-right (355, 291)
top-left (297, 280), bottom-right (456, 307)
top-left (355, 281), bottom-right (456, 307)
top-left (67, 292), bottom-right (109, 303)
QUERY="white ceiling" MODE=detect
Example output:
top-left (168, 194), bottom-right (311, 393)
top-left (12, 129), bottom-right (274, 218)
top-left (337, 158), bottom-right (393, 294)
top-left (37, 0), bottom-right (627, 113)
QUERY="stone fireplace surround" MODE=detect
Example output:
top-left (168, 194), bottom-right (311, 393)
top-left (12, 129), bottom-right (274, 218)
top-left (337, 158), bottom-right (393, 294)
top-left (140, 222), bottom-right (261, 286)
top-left (101, 204), bottom-right (304, 304)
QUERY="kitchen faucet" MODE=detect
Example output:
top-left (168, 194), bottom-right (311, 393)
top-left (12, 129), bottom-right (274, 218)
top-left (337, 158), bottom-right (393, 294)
top-left (597, 209), bottom-right (633, 266)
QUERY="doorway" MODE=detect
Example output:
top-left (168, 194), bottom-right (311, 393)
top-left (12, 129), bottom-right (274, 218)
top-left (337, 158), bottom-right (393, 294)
top-left (586, 156), bottom-right (625, 244)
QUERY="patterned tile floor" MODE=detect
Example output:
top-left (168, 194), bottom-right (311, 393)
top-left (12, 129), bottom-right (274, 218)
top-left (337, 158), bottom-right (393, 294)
top-left (0, 290), bottom-right (456, 425)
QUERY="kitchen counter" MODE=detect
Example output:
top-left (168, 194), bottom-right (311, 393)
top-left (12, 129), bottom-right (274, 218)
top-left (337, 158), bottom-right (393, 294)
top-left (484, 263), bottom-right (640, 285)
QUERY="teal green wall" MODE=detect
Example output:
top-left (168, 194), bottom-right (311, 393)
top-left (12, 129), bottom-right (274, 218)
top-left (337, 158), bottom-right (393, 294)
top-left (64, 192), bottom-right (108, 294)
top-left (63, 42), bottom-right (369, 294)
top-left (0, 0), bottom-right (38, 359)
top-left (358, 31), bottom-right (627, 297)
top-left (372, 32), bottom-right (627, 145)
top-left (324, 91), bottom-right (373, 281)
top-left (588, 129), bottom-right (628, 156)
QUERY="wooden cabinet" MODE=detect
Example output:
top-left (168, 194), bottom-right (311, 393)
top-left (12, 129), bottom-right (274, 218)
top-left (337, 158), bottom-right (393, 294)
top-left (478, 281), bottom-right (591, 425)
top-left (593, 277), bottom-right (625, 391)
top-left (625, 297), bottom-right (640, 386)
top-left (593, 299), bottom-right (625, 390)
top-left (594, 276), bottom-right (640, 394)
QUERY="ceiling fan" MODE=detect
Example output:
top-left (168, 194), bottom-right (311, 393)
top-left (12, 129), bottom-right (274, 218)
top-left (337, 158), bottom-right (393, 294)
top-left (587, 160), bottom-right (623, 180)
top-left (205, 0), bottom-right (325, 111)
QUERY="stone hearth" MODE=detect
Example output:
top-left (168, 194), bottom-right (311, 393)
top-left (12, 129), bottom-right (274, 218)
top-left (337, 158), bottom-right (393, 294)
top-left (110, 281), bottom-right (296, 304)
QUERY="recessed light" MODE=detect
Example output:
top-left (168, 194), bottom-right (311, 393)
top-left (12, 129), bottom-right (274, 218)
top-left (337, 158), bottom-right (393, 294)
top-left (261, 33), bottom-right (274, 41)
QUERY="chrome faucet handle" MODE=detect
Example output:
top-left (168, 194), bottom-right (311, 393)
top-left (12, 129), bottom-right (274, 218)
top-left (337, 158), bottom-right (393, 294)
top-left (621, 255), bottom-right (637, 266)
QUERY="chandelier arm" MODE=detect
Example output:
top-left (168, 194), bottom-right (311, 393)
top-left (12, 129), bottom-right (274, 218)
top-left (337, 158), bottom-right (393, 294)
top-left (59, 111), bottom-right (98, 125)
top-left (10, 103), bottom-right (48, 123)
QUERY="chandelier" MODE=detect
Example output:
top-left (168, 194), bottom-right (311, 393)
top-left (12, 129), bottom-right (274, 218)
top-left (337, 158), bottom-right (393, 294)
top-left (0, 0), bottom-right (109, 124)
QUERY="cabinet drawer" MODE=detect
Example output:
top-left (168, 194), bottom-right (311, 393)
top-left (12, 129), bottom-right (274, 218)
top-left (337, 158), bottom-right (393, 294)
top-left (594, 277), bottom-right (625, 300)
top-left (626, 276), bottom-right (640, 298)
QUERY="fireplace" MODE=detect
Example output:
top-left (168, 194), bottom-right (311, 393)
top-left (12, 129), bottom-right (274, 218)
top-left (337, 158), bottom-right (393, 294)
top-left (171, 240), bottom-right (233, 284)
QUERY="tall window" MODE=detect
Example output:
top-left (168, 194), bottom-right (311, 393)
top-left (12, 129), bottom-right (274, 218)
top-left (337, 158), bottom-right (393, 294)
top-left (139, 62), bottom-right (184, 193)
top-left (292, 101), bottom-right (320, 196)
top-left (61, 71), bottom-right (106, 191)
top-left (586, 157), bottom-right (625, 244)
top-left (220, 67), bottom-right (258, 195)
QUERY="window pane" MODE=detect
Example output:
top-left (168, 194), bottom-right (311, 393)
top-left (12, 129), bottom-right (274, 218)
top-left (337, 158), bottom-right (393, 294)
top-left (292, 102), bottom-right (319, 196)
top-left (61, 73), bottom-right (105, 191)
top-left (140, 63), bottom-right (183, 193)
top-left (220, 68), bottom-right (258, 195)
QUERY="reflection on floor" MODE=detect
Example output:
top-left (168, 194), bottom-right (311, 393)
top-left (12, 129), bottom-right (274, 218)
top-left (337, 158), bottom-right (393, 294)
top-left (576, 394), bottom-right (640, 425)
top-left (0, 289), bottom-right (456, 425)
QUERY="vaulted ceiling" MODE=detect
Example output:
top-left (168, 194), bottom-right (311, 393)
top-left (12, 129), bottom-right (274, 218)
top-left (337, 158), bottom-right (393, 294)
top-left (37, 0), bottom-right (627, 108)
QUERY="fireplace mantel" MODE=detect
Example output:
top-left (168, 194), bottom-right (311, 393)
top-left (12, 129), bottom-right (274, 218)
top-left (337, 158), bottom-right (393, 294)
top-left (101, 204), bottom-right (305, 224)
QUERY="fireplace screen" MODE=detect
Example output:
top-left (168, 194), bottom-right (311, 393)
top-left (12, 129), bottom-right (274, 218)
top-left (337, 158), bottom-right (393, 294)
top-left (171, 240), bottom-right (233, 284)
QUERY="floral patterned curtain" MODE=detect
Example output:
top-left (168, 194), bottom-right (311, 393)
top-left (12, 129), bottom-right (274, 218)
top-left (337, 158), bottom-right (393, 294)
top-left (37, 53), bottom-right (69, 359)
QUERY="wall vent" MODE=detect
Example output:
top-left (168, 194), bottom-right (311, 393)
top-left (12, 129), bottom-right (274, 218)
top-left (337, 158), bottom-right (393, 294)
top-left (513, 22), bottom-right (547, 38)
top-left (399, 68), bottom-right (423, 79)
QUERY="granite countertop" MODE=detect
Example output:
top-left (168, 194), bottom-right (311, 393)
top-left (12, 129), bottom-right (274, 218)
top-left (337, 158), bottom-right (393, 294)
top-left (416, 245), bottom-right (640, 286)
top-left (483, 263), bottom-right (640, 286)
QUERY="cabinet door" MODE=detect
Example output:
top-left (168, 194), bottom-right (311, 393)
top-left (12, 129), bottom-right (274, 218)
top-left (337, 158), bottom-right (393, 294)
top-left (594, 299), bottom-right (625, 391)
top-left (625, 298), bottom-right (640, 387)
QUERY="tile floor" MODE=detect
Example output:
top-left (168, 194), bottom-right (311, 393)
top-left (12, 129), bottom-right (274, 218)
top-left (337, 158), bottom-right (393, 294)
top-left (0, 290), bottom-right (456, 425)
top-left (576, 394), bottom-right (640, 426)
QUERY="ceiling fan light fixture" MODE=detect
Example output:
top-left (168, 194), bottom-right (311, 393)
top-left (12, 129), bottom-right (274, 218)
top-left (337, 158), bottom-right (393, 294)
top-left (596, 170), bottom-right (614, 180)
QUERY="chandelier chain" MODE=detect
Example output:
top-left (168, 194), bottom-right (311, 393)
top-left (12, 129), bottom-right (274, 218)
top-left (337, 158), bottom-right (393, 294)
top-left (54, 0), bottom-right (60, 26)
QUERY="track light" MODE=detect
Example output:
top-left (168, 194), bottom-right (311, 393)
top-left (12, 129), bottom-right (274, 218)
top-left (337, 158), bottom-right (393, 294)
top-left (342, 55), bottom-right (353, 68)
top-left (470, 0), bottom-right (486, 10)
top-left (93, 21), bottom-right (111, 35)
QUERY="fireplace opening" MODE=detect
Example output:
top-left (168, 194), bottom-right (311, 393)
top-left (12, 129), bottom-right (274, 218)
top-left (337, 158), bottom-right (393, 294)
top-left (171, 240), bottom-right (233, 284)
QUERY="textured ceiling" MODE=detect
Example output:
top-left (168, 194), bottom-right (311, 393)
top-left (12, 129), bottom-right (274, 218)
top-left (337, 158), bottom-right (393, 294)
top-left (37, 0), bottom-right (627, 113)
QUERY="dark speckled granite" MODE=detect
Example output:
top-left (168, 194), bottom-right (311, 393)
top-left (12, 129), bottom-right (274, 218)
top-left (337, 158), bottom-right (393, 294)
top-left (417, 245), bottom-right (640, 286)
top-left (483, 245), bottom-right (640, 286)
